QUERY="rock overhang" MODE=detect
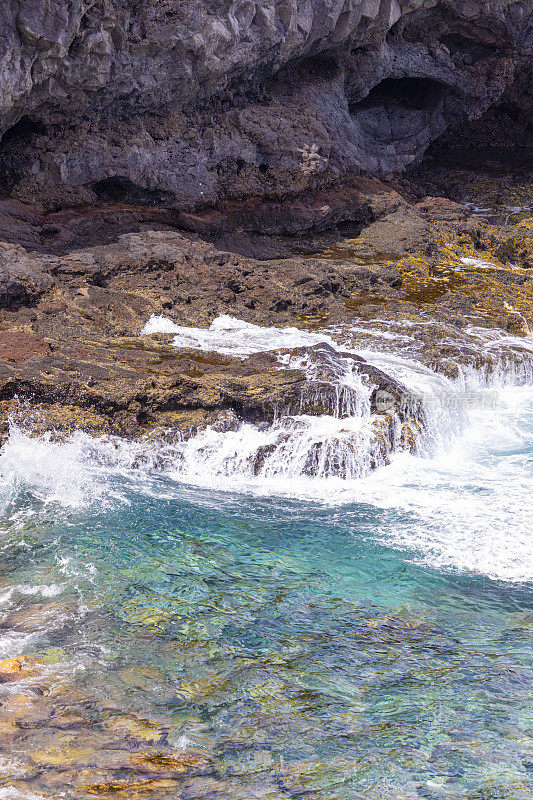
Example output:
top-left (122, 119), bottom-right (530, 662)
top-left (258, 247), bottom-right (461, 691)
top-left (0, 0), bottom-right (530, 215)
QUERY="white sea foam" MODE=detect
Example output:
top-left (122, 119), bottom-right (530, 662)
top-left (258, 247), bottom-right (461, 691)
top-left (460, 257), bottom-right (501, 269)
top-left (167, 412), bottom-right (395, 486)
top-left (2, 318), bottom-right (533, 582)
top-left (142, 314), bottom-right (533, 375)
top-left (0, 425), bottom-right (167, 512)
top-left (348, 383), bottom-right (533, 582)
top-left (0, 584), bottom-right (63, 605)
top-left (0, 630), bottom-right (40, 659)
top-left (141, 314), bottom-right (335, 356)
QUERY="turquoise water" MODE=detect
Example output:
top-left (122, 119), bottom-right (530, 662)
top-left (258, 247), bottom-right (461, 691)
top-left (0, 399), bottom-right (532, 799)
top-left (0, 328), bottom-right (532, 798)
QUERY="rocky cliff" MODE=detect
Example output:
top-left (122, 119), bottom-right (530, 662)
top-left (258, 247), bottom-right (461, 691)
top-left (0, 1), bottom-right (531, 216)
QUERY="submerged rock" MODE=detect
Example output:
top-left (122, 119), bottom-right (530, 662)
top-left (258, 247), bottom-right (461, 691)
top-left (0, 602), bottom-right (76, 633)
top-left (0, 656), bottom-right (44, 683)
top-left (101, 714), bottom-right (169, 746)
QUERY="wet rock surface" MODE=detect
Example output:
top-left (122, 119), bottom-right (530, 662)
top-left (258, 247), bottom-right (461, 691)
top-left (0, 149), bottom-right (531, 443)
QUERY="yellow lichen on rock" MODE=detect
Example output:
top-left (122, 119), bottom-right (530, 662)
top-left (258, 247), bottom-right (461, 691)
top-left (131, 750), bottom-right (214, 775)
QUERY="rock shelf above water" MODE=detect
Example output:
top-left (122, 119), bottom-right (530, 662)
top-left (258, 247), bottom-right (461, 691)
top-left (0, 172), bottom-right (531, 447)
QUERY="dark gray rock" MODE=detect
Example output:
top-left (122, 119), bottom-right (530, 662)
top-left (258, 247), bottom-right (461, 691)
top-left (0, 243), bottom-right (53, 307)
top-left (0, 1), bottom-right (530, 214)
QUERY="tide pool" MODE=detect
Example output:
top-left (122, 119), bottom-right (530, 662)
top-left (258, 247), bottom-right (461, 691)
top-left (0, 381), bottom-right (531, 798)
top-left (0, 321), bottom-right (532, 799)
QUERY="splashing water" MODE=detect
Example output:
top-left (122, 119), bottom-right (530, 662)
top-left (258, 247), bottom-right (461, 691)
top-left (3, 318), bottom-right (532, 582)
top-left (0, 318), bottom-right (532, 799)
top-left (141, 313), bottom-right (336, 356)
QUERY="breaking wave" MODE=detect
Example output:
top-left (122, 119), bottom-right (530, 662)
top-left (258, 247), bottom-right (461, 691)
top-left (1, 317), bottom-right (532, 582)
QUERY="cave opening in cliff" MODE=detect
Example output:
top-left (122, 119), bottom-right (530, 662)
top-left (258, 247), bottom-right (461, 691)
top-left (0, 116), bottom-right (47, 194)
top-left (0, 115), bottom-right (46, 146)
top-left (297, 49), bottom-right (340, 81)
top-left (92, 175), bottom-right (174, 206)
top-left (440, 32), bottom-right (500, 63)
top-left (349, 77), bottom-right (445, 113)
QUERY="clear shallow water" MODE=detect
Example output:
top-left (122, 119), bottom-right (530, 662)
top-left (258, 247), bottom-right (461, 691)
top-left (0, 331), bottom-right (532, 799)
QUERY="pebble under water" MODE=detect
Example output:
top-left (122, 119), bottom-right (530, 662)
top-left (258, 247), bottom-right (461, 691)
top-left (0, 323), bottom-right (532, 800)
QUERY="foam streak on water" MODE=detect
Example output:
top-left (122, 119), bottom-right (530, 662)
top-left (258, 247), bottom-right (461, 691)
top-left (141, 313), bottom-right (336, 356)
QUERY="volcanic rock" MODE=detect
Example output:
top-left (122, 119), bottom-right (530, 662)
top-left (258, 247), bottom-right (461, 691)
top-left (0, 1), bottom-right (530, 225)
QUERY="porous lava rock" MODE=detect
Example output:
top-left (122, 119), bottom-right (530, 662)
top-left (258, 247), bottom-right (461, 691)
top-left (0, 1), bottom-right (530, 220)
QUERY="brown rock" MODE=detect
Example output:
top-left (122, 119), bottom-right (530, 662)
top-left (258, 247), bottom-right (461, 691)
top-left (131, 750), bottom-right (215, 778)
top-left (0, 331), bottom-right (50, 363)
top-left (0, 159), bottom-right (530, 448)
top-left (83, 778), bottom-right (182, 798)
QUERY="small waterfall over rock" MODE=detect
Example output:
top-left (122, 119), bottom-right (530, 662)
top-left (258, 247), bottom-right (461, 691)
top-left (5, 316), bottom-right (532, 505)
top-left (170, 341), bottom-right (424, 482)
top-left (138, 317), bottom-right (533, 490)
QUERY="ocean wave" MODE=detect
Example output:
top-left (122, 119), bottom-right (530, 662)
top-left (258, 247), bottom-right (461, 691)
top-left (1, 322), bottom-right (532, 582)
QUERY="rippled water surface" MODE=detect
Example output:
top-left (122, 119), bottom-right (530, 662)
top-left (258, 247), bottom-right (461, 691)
top-left (0, 335), bottom-right (532, 799)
